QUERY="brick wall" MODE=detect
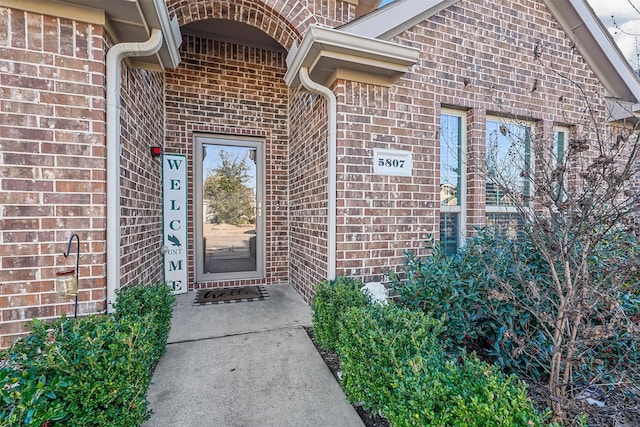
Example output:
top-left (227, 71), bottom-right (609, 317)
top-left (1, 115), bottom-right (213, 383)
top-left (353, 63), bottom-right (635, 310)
top-left (332, 0), bottom-right (607, 284)
top-left (304, 0), bottom-right (356, 27)
top-left (165, 35), bottom-right (289, 289)
top-left (288, 89), bottom-right (330, 301)
top-left (0, 8), bottom-right (107, 347)
top-left (334, 80), bottom-right (438, 283)
top-left (165, 0), bottom-right (357, 297)
top-left (119, 66), bottom-right (165, 288)
top-left (424, 0), bottom-right (605, 232)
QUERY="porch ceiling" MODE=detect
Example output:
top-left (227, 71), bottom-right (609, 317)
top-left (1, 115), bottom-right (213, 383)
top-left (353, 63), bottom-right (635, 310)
top-left (355, 0), bottom-right (382, 17)
top-left (181, 19), bottom-right (286, 53)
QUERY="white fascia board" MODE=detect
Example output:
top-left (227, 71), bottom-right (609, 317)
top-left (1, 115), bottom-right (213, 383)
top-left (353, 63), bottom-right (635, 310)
top-left (284, 24), bottom-right (420, 88)
top-left (544, 0), bottom-right (640, 103)
top-left (339, 0), bottom-right (458, 40)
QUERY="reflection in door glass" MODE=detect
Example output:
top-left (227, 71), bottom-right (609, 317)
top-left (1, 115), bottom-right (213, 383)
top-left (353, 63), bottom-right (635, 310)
top-left (202, 144), bottom-right (257, 274)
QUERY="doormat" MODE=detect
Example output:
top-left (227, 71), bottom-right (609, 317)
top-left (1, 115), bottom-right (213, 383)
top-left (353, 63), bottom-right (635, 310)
top-left (194, 286), bottom-right (268, 305)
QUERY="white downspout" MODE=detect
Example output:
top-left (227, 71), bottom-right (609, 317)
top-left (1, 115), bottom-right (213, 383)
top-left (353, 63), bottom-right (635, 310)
top-left (106, 29), bottom-right (163, 312)
top-left (298, 67), bottom-right (337, 280)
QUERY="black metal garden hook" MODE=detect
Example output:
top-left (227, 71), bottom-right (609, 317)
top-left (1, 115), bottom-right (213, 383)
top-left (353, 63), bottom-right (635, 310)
top-left (63, 233), bottom-right (80, 318)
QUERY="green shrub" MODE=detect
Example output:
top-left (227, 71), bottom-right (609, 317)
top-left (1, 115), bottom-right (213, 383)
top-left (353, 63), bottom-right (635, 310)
top-left (335, 303), bottom-right (549, 426)
top-left (0, 326), bottom-right (70, 426)
top-left (113, 282), bottom-right (176, 367)
top-left (391, 231), bottom-right (555, 378)
top-left (337, 304), bottom-right (444, 412)
top-left (311, 276), bottom-right (371, 351)
top-left (389, 237), bottom-right (490, 354)
top-left (0, 283), bottom-right (175, 427)
top-left (392, 229), bottom-right (640, 389)
top-left (42, 316), bottom-right (154, 426)
top-left (386, 353), bottom-right (552, 427)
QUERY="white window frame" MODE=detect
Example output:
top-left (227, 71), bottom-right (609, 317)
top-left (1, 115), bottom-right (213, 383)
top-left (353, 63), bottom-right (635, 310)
top-left (439, 109), bottom-right (467, 252)
top-left (193, 134), bottom-right (266, 283)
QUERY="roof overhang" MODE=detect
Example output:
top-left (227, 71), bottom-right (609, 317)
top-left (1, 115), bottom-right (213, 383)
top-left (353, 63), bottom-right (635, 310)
top-left (0, 0), bottom-right (182, 70)
top-left (340, 0), bottom-right (458, 40)
top-left (341, 0), bottom-right (640, 118)
top-left (284, 25), bottom-right (420, 89)
top-left (543, 0), bottom-right (640, 106)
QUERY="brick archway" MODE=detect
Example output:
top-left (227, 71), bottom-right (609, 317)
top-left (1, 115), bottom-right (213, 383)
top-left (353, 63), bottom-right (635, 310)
top-left (166, 0), bottom-right (319, 51)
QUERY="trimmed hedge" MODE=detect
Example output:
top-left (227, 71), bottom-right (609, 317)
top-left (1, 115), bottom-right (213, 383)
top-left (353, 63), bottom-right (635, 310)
top-left (337, 305), bottom-right (444, 412)
top-left (0, 283), bottom-right (175, 427)
top-left (312, 276), bottom-right (553, 426)
top-left (311, 276), bottom-right (371, 352)
top-left (386, 352), bottom-right (552, 426)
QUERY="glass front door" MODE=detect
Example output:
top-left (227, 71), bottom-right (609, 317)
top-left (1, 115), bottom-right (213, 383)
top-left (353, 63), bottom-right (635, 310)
top-left (195, 135), bottom-right (264, 281)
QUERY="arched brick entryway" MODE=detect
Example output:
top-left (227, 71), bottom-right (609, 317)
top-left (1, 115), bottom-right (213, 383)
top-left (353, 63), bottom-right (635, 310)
top-left (165, 0), bottom-right (322, 51)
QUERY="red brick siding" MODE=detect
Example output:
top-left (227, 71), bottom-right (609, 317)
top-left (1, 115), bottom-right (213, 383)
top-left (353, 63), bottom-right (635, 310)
top-left (334, 80), bottom-right (437, 283)
top-left (422, 0), bottom-right (606, 232)
top-left (0, 0), bottom-right (623, 348)
top-left (332, 0), bottom-right (607, 284)
top-left (0, 8), bottom-right (107, 347)
top-left (164, 35), bottom-right (289, 289)
top-left (119, 66), bottom-right (165, 287)
top-left (288, 89), bottom-right (329, 301)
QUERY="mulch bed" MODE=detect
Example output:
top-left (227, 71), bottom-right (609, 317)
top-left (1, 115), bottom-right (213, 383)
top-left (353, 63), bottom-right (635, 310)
top-left (304, 327), bottom-right (390, 427)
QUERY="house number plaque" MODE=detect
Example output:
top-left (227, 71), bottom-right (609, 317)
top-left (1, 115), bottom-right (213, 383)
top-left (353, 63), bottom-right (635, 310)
top-left (373, 149), bottom-right (413, 177)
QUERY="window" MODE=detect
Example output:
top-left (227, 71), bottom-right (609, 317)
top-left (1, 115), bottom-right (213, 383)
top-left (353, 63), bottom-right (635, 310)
top-left (485, 212), bottom-right (525, 240)
top-left (553, 127), bottom-right (569, 202)
top-left (440, 110), bottom-right (466, 255)
top-left (485, 118), bottom-right (532, 207)
top-left (553, 127), bottom-right (567, 167)
top-left (485, 118), bottom-right (532, 239)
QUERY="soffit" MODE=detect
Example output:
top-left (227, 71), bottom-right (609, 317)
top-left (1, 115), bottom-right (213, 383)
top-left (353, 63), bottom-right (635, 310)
top-left (284, 25), bottom-right (420, 89)
top-left (181, 19), bottom-right (285, 53)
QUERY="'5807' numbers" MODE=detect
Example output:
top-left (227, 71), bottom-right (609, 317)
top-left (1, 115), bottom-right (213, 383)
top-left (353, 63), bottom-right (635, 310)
top-left (378, 158), bottom-right (405, 168)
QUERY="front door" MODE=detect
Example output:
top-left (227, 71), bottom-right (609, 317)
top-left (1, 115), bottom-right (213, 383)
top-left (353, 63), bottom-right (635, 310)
top-left (194, 135), bottom-right (264, 282)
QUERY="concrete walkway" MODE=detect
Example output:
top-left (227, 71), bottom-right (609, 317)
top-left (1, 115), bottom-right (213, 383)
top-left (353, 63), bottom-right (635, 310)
top-left (144, 284), bottom-right (363, 427)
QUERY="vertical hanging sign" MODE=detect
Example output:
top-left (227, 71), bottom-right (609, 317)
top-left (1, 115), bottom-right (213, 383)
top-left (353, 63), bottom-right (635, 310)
top-left (163, 154), bottom-right (188, 295)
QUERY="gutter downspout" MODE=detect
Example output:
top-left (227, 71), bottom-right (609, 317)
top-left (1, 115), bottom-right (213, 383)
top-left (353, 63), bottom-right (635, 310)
top-left (298, 67), bottom-right (337, 280)
top-left (106, 28), bottom-right (163, 312)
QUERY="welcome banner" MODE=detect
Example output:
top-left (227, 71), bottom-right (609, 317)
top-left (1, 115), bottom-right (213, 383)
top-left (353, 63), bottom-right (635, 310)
top-left (163, 154), bottom-right (188, 294)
